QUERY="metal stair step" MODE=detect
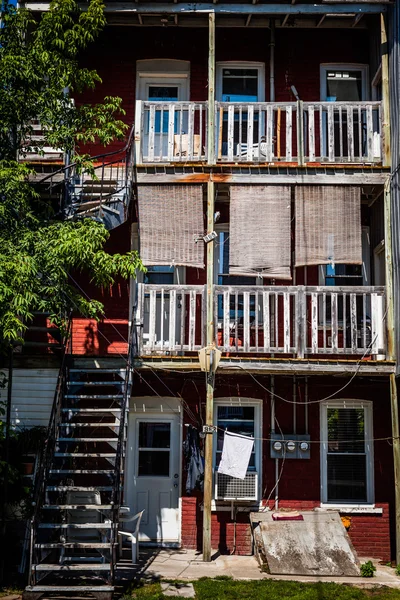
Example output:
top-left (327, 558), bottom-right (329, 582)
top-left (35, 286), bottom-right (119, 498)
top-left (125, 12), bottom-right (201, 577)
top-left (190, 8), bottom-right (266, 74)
top-left (67, 382), bottom-right (124, 386)
top-left (42, 505), bottom-right (114, 510)
top-left (35, 543), bottom-right (114, 548)
top-left (57, 438), bottom-right (117, 442)
top-left (38, 523), bottom-right (112, 529)
top-left (49, 469), bottom-right (118, 474)
top-left (69, 368), bottom-right (125, 373)
top-left (65, 395), bottom-right (123, 399)
top-left (58, 423), bottom-right (119, 427)
top-left (54, 453), bottom-right (116, 458)
top-left (33, 564), bottom-right (111, 571)
top-left (46, 485), bottom-right (113, 491)
top-left (61, 408), bottom-right (121, 413)
top-left (25, 585), bottom-right (114, 593)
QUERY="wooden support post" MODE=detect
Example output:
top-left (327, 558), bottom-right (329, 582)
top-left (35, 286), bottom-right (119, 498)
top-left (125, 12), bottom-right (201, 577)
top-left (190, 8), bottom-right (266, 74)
top-left (297, 100), bottom-right (304, 166)
top-left (203, 179), bottom-right (215, 562)
top-left (384, 178), bottom-right (395, 361)
top-left (207, 12), bottom-right (216, 165)
top-left (381, 13), bottom-right (391, 167)
top-left (390, 374), bottom-right (400, 565)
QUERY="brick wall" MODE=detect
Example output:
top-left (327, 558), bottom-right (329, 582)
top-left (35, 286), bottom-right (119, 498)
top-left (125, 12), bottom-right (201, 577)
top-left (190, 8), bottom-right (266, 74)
top-left (71, 221), bottom-right (130, 355)
top-left (133, 373), bottom-right (395, 559)
top-left (77, 26), bottom-right (370, 156)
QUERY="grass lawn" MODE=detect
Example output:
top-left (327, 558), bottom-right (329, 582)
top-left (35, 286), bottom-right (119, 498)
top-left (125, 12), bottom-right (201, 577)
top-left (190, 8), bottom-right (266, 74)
top-left (125, 577), bottom-right (400, 600)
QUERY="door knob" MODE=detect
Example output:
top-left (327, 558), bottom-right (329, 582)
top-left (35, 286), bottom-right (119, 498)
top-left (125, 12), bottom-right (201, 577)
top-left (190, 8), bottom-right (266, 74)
top-left (174, 483), bottom-right (178, 488)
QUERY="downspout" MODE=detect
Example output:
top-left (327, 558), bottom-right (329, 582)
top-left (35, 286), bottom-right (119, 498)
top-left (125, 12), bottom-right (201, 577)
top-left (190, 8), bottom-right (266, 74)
top-left (269, 20), bottom-right (276, 102)
top-left (271, 375), bottom-right (279, 510)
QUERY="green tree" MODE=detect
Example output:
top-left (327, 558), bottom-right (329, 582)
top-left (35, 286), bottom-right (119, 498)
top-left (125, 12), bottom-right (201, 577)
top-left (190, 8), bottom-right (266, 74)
top-left (0, 0), bottom-right (144, 351)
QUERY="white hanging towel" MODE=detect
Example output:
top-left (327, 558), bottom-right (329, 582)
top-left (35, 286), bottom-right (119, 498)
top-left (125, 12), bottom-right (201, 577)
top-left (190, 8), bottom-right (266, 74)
top-left (218, 431), bottom-right (254, 480)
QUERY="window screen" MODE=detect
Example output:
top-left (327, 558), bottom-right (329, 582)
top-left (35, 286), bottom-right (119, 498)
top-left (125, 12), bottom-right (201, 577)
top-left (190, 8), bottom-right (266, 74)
top-left (216, 406), bottom-right (256, 470)
top-left (326, 407), bottom-right (368, 502)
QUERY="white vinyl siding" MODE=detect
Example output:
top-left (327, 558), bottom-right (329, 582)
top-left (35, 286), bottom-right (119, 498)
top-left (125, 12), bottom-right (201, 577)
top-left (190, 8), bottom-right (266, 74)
top-left (0, 369), bottom-right (58, 428)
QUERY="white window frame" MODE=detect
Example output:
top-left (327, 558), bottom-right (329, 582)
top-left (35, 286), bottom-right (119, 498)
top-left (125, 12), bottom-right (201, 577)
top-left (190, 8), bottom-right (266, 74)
top-left (320, 64), bottom-right (369, 102)
top-left (136, 59), bottom-right (190, 101)
top-left (213, 397), bottom-right (262, 504)
top-left (318, 225), bottom-right (371, 288)
top-left (216, 62), bottom-right (265, 102)
top-left (320, 399), bottom-right (374, 507)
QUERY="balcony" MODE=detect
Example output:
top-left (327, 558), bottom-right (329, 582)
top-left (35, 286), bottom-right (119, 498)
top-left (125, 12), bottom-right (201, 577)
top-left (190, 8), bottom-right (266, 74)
top-left (135, 284), bottom-right (387, 360)
top-left (135, 100), bottom-right (383, 166)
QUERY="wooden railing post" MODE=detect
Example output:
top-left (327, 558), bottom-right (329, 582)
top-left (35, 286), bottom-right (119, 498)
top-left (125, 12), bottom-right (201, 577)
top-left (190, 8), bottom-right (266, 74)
top-left (134, 100), bottom-right (143, 164)
top-left (381, 13), bottom-right (391, 167)
top-left (297, 286), bottom-right (306, 359)
top-left (207, 12), bottom-right (216, 166)
top-left (297, 100), bottom-right (304, 166)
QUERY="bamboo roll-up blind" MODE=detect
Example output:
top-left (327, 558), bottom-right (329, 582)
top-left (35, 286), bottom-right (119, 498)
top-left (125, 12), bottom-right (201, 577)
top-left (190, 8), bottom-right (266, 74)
top-left (229, 185), bottom-right (292, 279)
top-left (137, 184), bottom-right (205, 268)
top-left (295, 186), bottom-right (362, 267)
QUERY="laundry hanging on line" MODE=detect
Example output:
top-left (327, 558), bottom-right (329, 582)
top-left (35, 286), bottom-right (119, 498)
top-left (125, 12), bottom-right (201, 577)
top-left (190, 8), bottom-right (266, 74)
top-left (218, 431), bottom-right (254, 480)
top-left (183, 425), bottom-right (204, 494)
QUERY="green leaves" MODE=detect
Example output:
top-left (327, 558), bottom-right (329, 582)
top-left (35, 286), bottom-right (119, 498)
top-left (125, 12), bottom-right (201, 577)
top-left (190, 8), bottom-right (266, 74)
top-left (0, 0), bottom-right (144, 353)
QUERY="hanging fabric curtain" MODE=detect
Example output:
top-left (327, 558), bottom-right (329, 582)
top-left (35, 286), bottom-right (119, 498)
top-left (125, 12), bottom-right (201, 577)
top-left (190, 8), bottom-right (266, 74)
top-left (295, 186), bottom-right (362, 267)
top-left (229, 185), bottom-right (292, 279)
top-left (137, 184), bottom-right (205, 268)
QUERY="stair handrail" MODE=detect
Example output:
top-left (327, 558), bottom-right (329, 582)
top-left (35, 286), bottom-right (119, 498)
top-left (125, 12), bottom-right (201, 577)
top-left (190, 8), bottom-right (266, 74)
top-left (111, 318), bottom-right (135, 569)
top-left (27, 315), bottom-right (73, 585)
top-left (36, 124), bottom-right (135, 186)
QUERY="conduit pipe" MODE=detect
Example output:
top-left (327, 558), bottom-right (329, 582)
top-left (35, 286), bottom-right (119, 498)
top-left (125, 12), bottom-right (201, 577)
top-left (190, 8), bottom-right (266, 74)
top-left (269, 20), bottom-right (275, 102)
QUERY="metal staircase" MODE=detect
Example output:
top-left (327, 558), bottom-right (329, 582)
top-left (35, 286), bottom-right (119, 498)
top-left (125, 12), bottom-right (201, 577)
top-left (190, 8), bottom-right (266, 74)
top-left (24, 328), bottom-right (133, 600)
top-left (29, 125), bottom-right (136, 231)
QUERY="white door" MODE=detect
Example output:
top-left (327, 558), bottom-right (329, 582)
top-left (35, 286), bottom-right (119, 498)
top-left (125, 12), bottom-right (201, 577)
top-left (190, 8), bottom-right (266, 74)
top-left (127, 411), bottom-right (181, 545)
top-left (137, 72), bottom-right (189, 160)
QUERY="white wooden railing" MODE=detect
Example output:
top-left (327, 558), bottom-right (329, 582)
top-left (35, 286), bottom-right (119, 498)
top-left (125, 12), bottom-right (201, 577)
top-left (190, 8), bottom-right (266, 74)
top-left (136, 284), bottom-right (205, 353)
top-left (135, 100), bottom-right (207, 163)
top-left (136, 284), bottom-right (386, 359)
top-left (302, 101), bottom-right (382, 164)
top-left (135, 100), bottom-right (382, 165)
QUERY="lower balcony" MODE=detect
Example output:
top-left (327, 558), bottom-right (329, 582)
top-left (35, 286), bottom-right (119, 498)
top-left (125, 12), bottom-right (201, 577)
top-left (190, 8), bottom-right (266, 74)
top-left (135, 284), bottom-right (387, 360)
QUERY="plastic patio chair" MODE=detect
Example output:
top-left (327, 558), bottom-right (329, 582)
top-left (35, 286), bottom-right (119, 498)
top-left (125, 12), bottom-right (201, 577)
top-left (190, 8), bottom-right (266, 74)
top-left (118, 510), bottom-right (145, 564)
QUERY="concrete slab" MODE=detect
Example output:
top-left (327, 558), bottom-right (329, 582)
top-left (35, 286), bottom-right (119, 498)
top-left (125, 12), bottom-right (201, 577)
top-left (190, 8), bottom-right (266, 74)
top-left (161, 583), bottom-right (195, 598)
top-left (253, 511), bottom-right (360, 577)
top-left (116, 550), bottom-right (400, 589)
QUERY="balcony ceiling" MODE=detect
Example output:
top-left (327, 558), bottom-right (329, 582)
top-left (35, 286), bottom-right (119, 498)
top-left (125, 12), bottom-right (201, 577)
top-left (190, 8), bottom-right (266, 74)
top-left (24, 0), bottom-right (388, 28)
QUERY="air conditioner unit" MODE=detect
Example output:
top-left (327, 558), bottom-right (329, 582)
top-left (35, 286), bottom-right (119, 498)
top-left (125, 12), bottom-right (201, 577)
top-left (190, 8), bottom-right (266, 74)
top-left (215, 471), bottom-right (258, 501)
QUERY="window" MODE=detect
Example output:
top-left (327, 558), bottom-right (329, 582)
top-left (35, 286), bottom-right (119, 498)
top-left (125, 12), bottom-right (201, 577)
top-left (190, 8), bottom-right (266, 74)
top-left (320, 65), bottom-right (368, 103)
top-left (213, 398), bottom-right (262, 476)
top-left (144, 266), bottom-right (175, 285)
top-left (320, 401), bottom-right (374, 504)
top-left (137, 421), bottom-right (171, 477)
top-left (318, 226), bottom-right (370, 323)
top-left (216, 63), bottom-right (265, 103)
top-left (215, 231), bottom-right (258, 320)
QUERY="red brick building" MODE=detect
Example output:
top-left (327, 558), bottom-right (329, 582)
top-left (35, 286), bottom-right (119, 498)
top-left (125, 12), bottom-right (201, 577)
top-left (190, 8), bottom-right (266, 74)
top-left (16, 0), bottom-right (399, 595)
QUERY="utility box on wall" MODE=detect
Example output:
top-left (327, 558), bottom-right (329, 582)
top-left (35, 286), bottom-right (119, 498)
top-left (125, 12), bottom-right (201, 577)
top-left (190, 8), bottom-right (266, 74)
top-left (270, 433), bottom-right (311, 459)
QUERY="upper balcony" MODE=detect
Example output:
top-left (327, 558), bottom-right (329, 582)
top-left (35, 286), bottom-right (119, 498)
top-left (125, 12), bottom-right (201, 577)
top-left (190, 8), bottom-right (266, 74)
top-left (135, 100), bottom-right (383, 167)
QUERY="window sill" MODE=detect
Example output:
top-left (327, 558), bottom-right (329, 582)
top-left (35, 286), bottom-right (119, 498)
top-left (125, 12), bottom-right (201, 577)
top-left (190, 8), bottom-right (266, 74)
top-left (205, 500), bottom-right (265, 512)
top-left (317, 504), bottom-right (383, 514)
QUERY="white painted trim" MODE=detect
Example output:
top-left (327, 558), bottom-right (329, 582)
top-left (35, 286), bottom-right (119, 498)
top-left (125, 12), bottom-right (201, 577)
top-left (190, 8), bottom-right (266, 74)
top-left (320, 399), bottom-right (374, 505)
top-left (318, 505), bottom-right (383, 514)
top-left (212, 397), bottom-right (263, 502)
top-left (320, 63), bottom-right (369, 101)
top-left (136, 59), bottom-right (190, 102)
top-left (216, 62), bottom-right (265, 102)
top-left (125, 396), bottom-right (182, 545)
